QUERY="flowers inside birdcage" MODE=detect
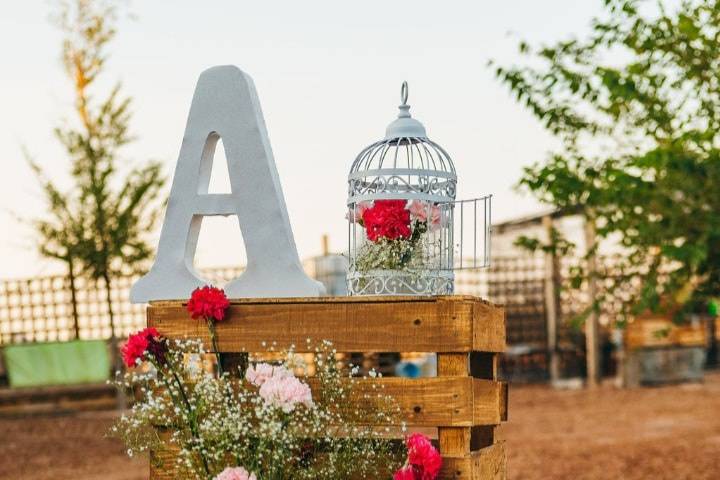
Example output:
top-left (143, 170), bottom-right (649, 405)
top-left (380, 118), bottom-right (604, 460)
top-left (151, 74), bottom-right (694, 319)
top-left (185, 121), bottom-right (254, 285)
top-left (348, 199), bottom-right (449, 274)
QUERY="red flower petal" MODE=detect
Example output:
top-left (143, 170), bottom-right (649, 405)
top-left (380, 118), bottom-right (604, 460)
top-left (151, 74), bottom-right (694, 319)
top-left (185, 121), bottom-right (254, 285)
top-left (187, 286), bottom-right (230, 322)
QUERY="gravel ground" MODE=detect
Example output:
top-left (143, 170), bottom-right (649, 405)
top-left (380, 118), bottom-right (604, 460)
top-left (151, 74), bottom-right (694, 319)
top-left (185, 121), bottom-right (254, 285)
top-left (1, 372), bottom-right (719, 479)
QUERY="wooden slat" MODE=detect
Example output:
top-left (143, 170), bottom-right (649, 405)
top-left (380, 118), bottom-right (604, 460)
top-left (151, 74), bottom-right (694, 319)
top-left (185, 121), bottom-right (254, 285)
top-left (626, 316), bottom-right (707, 350)
top-left (499, 382), bottom-right (508, 422)
top-left (310, 377), bottom-right (505, 427)
top-left (442, 442), bottom-right (507, 479)
top-left (438, 426), bottom-right (495, 456)
top-left (148, 296), bottom-right (505, 353)
top-left (150, 436), bottom-right (507, 480)
top-left (437, 352), bottom-right (470, 376)
top-left (150, 429), bottom-right (179, 480)
top-left (151, 295), bottom-right (483, 305)
top-left (436, 353), bottom-right (503, 460)
top-left (472, 301), bottom-right (506, 353)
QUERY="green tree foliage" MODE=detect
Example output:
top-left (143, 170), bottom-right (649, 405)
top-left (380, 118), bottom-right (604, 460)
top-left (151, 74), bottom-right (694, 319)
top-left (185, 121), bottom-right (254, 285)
top-left (31, 0), bottom-right (166, 342)
top-left (494, 0), bottom-right (720, 323)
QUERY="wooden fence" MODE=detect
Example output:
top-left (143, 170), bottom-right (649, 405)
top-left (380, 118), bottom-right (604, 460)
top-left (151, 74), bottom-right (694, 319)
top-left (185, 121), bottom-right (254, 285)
top-left (0, 256), bottom-right (591, 381)
top-left (0, 268), bottom-right (243, 345)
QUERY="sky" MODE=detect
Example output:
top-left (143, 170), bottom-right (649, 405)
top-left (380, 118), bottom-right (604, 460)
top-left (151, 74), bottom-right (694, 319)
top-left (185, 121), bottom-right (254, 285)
top-left (0, 0), bottom-right (607, 280)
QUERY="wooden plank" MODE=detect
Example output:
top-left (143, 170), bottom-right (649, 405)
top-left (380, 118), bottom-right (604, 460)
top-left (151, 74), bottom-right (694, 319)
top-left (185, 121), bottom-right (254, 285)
top-left (148, 296), bottom-right (505, 353)
top-left (0, 382), bottom-right (115, 403)
top-left (150, 429), bottom-right (178, 480)
top-left (150, 295), bottom-right (484, 305)
top-left (441, 442), bottom-right (506, 479)
top-left (437, 353), bottom-right (470, 376)
top-left (0, 396), bottom-right (117, 417)
top-left (472, 301), bottom-right (506, 352)
top-left (626, 316), bottom-right (707, 350)
top-left (499, 382), bottom-right (508, 422)
top-left (472, 379), bottom-right (506, 425)
top-left (438, 426), bottom-right (495, 456)
top-left (309, 377), bottom-right (504, 427)
top-left (437, 352), bottom-right (504, 381)
top-left (437, 352), bottom-right (472, 456)
top-left (151, 436), bottom-right (506, 480)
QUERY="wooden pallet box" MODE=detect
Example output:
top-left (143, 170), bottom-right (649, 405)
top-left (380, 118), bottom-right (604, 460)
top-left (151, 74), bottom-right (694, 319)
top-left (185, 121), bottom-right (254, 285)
top-left (624, 314), bottom-right (709, 386)
top-left (147, 295), bottom-right (508, 479)
top-left (625, 315), bottom-right (707, 350)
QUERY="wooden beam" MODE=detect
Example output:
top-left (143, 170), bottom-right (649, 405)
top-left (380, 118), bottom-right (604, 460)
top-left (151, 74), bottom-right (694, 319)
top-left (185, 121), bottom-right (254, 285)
top-left (308, 377), bottom-right (505, 427)
top-left (151, 431), bottom-right (507, 480)
top-left (148, 296), bottom-right (506, 353)
top-left (441, 442), bottom-right (507, 479)
top-left (438, 426), bottom-right (495, 456)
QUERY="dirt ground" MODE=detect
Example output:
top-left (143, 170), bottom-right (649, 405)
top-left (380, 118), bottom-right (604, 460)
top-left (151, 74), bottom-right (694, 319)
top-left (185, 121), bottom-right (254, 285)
top-left (1, 373), bottom-right (719, 480)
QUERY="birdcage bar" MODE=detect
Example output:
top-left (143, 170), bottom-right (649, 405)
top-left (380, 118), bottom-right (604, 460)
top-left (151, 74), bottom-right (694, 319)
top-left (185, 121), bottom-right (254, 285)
top-left (452, 195), bottom-right (492, 270)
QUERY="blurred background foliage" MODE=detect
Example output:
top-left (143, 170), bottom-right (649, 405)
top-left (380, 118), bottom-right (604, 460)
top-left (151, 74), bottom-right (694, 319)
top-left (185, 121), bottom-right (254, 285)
top-left (494, 0), bottom-right (720, 324)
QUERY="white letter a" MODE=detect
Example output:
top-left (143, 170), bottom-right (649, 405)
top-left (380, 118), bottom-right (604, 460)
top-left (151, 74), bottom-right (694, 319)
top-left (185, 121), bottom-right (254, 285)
top-left (131, 66), bottom-right (324, 302)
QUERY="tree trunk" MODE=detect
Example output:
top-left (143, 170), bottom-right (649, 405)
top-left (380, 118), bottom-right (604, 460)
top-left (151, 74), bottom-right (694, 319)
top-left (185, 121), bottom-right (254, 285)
top-left (68, 257), bottom-right (81, 340)
top-left (103, 272), bottom-right (126, 410)
top-left (542, 215), bottom-right (561, 385)
top-left (584, 215), bottom-right (601, 388)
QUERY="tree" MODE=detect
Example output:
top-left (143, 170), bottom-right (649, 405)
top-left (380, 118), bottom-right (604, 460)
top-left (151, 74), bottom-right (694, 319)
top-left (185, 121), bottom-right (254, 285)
top-left (31, 0), bottom-right (166, 355)
top-left (27, 156), bottom-right (86, 339)
top-left (494, 0), bottom-right (720, 323)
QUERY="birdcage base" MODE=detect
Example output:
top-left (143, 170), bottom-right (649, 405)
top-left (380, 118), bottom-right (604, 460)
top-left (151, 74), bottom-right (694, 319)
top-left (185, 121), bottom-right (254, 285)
top-left (347, 269), bottom-right (454, 296)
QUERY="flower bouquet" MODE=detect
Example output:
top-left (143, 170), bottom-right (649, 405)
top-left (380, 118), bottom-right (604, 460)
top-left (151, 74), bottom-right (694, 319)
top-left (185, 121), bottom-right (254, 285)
top-left (347, 199), bottom-right (453, 295)
top-left (112, 287), bottom-right (443, 480)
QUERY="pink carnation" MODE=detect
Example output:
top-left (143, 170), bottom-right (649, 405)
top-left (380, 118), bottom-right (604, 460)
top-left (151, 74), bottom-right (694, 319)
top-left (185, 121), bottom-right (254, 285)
top-left (258, 374), bottom-right (314, 413)
top-left (408, 200), bottom-right (442, 232)
top-left (345, 201), bottom-right (372, 225)
top-left (245, 363), bottom-right (292, 387)
top-left (214, 466), bottom-right (256, 480)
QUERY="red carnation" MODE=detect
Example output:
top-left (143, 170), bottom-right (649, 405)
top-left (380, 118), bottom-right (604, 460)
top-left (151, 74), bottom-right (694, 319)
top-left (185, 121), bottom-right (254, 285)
top-left (122, 327), bottom-right (167, 368)
top-left (393, 433), bottom-right (442, 480)
top-left (362, 199), bottom-right (411, 243)
top-left (187, 286), bottom-right (230, 322)
top-left (393, 465), bottom-right (416, 480)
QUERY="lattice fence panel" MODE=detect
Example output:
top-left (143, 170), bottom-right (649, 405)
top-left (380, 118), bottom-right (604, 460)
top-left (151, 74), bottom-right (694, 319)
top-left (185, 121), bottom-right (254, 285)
top-left (0, 267), bottom-right (247, 346)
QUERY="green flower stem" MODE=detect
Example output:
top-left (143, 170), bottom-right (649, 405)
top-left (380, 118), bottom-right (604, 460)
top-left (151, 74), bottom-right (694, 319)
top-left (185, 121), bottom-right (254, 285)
top-left (151, 356), bottom-right (211, 477)
top-left (206, 318), bottom-right (224, 377)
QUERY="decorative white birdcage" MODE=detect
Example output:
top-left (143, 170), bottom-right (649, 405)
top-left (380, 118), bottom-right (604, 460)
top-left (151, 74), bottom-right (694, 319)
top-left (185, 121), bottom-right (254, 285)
top-left (347, 82), bottom-right (491, 295)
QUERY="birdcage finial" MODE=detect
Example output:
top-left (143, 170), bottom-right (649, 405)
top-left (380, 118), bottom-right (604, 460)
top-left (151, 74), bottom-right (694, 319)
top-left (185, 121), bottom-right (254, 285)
top-left (386, 81), bottom-right (426, 138)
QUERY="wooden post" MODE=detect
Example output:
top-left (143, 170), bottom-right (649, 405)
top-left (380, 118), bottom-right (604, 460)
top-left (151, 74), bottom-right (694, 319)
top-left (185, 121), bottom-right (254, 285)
top-left (584, 215), bottom-right (601, 388)
top-left (542, 215), bottom-right (561, 385)
top-left (321, 234), bottom-right (330, 256)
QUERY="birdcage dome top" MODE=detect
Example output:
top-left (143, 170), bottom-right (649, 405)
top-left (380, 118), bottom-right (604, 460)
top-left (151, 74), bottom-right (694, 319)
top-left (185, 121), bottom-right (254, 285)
top-left (348, 82), bottom-right (457, 205)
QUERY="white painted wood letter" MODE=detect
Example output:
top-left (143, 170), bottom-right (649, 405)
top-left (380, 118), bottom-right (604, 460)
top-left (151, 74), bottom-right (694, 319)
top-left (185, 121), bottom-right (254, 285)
top-left (130, 65), bottom-right (324, 302)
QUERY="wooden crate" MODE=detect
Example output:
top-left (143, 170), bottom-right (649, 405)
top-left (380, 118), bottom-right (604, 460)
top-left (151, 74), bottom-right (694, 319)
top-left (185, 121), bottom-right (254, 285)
top-left (147, 295), bottom-right (507, 479)
top-left (625, 315), bottom-right (707, 350)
